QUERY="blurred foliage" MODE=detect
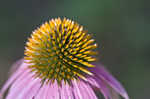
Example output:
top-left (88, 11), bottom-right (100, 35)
top-left (0, 0), bottom-right (149, 98)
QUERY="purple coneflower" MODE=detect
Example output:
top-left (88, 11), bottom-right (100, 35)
top-left (0, 18), bottom-right (129, 99)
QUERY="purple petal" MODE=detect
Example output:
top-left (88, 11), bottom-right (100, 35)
top-left (9, 59), bottom-right (24, 75)
top-left (109, 87), bottom-right (120, 99)
top-left (89, 65), bottom-right (129, 99)
top-left (72, 79), bottom-right (84, 99)
top-left (59, 80), bottom-right (74, 99)
top-left (64, 82), bottom-right (74, 99)
top-left (59, 81), bottom-right (67, 99)
top-left (72, 79), bottom-right (97, 99)
top-left (0, 61), bottom-right (27, 97)
top-left (87, 77), bottom-right (111, 99)
top-left (25, 82), bottom-right (41, 99)
top-left (46, 80), bottom-right (60, 99)
top-left (79, 80), bottom-right (97, 99)
top-left (15, 78), bottom-right (41, 99)
top-left (43, 82), bottom-right (52, 99)
top-left (6, 70), bottom-right (35, 98)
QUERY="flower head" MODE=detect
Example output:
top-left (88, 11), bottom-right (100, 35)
top-left (24, 18), bottom-right (97, 84)
top-left (0, 18), bottom-right (129, 99)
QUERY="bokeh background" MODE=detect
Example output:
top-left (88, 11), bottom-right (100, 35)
top-left (0, 0), bottom-right (149, 99)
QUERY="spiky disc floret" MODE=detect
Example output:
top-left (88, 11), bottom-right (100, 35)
top-left (24, 18), bottom-right (97, 84)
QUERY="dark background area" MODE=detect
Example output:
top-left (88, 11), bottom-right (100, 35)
top-left (0, 0), bottom-right (149, 99)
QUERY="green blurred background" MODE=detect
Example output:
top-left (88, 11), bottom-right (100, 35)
top-left (0, 0), bottom-right (149, 98)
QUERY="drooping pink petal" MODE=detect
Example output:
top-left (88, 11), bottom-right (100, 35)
top-left (72, 79), bottom-right (97, 99)
top-left (59, 80), bottom-right (67, 99)
top-left (46, 80), bottom-right (60, 99)
top-left (64, 82), bottom-right (74, 99)
top-left (9, 59), bottom-right (24, 75)
top-left (14, 78), bottom-right (41, 99)
top-left (34, 82), bottom-right (49, 99)
top-left (0, 67), bottom-right (23, 96)
top-left (109, 87), bottom-right (120, 99)
top-left (59, 80), bottom-right (74, 99)
top-left (6, 70), bottom-right (34, 98)
top-left (42, 82), bottom-right (52, 99)
top-left (79, 80), bottom-right (97, 99)
top-left (24, 81), bottom-right (41, 99)
top-left (87, 77), bottom-right (111, 99)
top-left (72, 80), bottom-right (84, 99)
top-left (0, 61), bottom-right (27, 97)
top-left (90, 65), bottom-right (129, 99)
